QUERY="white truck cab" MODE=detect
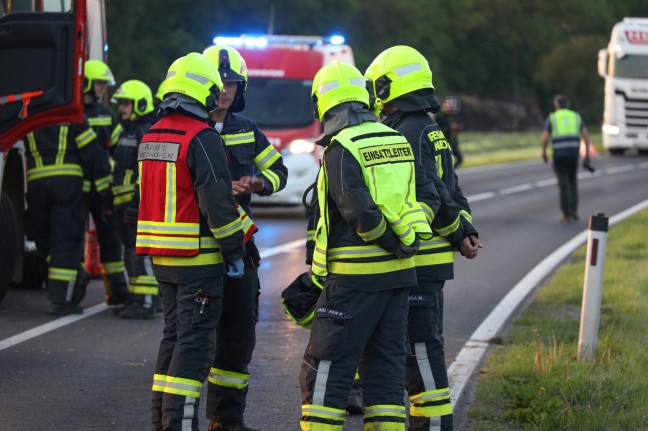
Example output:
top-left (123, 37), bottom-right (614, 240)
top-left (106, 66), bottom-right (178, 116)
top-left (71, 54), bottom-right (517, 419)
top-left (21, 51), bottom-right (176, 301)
top-left (598, 18), bottom-right (648, 155)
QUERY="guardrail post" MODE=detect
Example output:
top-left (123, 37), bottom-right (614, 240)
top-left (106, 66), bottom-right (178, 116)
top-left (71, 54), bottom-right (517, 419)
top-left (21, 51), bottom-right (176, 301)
top-left (577, 213), bottom-right (609, 360)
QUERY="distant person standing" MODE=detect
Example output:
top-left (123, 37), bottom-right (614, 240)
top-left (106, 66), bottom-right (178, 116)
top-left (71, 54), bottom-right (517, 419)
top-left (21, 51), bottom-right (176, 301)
top-left (541, 94), bottom-right (591, 223)
top-left (436, 97), bottom-right (463, 168)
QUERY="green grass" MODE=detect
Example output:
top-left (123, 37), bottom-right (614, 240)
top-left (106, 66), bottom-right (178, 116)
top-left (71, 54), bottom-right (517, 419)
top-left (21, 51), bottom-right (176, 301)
top-left (465, 209), bottom-right (648, 431)
top-left (458, 131), bottom-right (603, 168)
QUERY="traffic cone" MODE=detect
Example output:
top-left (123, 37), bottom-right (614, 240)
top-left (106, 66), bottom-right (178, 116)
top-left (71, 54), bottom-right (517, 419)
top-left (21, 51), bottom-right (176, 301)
top-left (85, 215), bottom-right (103, 279)
top-left (580, 139), bottom-right (598, 158)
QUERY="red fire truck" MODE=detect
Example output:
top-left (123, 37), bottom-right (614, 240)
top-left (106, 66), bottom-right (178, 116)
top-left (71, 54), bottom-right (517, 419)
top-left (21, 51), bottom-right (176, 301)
top-left (211, 34), bottom-right (355, 205)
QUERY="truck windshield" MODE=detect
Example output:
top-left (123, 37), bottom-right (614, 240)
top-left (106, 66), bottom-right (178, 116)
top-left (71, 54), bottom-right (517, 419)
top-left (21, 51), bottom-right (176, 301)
top-left (244, 78), bottom-right (314, 129)
top-left (612, 54), bottom-right (648, 79)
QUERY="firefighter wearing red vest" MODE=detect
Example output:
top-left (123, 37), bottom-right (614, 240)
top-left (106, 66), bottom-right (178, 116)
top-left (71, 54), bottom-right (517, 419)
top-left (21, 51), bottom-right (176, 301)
top-left (203, 44), bottom-right (287, 431)
top-left (110, 79), bottom-right (158, 318)
top-left (138, 52), bottom-right (246, 431)
top-left (82, 59), bottom-right (130, 306)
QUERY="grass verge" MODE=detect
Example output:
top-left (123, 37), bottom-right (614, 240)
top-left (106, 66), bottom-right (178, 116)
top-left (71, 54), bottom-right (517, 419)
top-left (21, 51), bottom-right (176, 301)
top-left (465, 208), bottom-right (648, 430)
top-left (459, 131), bottom-right (603, 168)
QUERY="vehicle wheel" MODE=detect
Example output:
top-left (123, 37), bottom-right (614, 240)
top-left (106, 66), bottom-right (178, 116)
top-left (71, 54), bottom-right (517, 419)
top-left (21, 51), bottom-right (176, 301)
top-left (0, 191), bottom-right (19, 303)
top-left (609, 148), bottom-right (625, 156)
top-left (21, 254), bottom-right (48, 290)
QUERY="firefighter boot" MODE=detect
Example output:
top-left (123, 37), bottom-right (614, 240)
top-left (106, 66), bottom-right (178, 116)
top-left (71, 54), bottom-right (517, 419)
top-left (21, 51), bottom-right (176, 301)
top-left (49, 302), bottom-right (83, 315)
top-left (118, 296), bottom-right (154, 319)
top-left (104, 272), bottom-right (129, 306)
top-left (346, 378), bottom-right (365, 415)
top-left (208, 421), bottom-right (261, 431)
top-left (71, 267), bottom-right (91, 305)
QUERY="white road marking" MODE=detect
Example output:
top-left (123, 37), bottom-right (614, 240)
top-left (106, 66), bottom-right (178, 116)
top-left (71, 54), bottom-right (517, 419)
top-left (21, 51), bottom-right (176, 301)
top-left (499, 183), bottom-right (533, 195)
top-left (448, 199), bottom-right (648, 406)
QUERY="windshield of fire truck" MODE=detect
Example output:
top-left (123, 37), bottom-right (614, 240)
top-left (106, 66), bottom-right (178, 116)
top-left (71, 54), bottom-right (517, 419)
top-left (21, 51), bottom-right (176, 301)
top-left (243, 78), bottom-right (314, 129)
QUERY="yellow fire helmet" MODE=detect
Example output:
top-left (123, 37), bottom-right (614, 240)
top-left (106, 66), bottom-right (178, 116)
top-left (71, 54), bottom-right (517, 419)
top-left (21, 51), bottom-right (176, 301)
top-left (83, 59), bottom-right (115, 93)
top-left (311, 60), bottom-right (369, 121)
top-left (163, 52), bottom-right (223, 111)
top-left (111, 79), bottom-right (154, 117)
top-left (281, 272), bottom-right (324, 329)
top-left (364, 45), bottom-right (434, 115)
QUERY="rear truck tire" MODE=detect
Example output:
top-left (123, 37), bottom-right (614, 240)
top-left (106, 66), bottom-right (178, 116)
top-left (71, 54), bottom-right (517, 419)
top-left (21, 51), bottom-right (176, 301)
top-left (0, 190), bottom-right (19, 303)
top-left (608, 148), bottom-right (625, 156)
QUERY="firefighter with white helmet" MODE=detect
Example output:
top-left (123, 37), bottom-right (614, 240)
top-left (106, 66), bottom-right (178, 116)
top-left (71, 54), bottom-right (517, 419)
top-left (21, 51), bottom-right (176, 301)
top-left (110, 79), bottom-right (159, 319)
top-left (139, 52), bottom-right (246, 431)
top-left (365, 45), bottom-right (481, 431)
top-left (299, 60), bottom-right (438, 431)
top-left (202, 44), bottom-right (287, 431)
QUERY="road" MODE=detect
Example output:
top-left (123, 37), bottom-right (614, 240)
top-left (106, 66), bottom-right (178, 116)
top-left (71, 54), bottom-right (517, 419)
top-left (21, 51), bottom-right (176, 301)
top-left (1, 154), bottom-right (647, 431)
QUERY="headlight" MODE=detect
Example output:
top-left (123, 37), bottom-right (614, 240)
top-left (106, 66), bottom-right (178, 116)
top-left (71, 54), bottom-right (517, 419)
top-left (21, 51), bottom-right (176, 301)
top-left (287, 139), bottom-right (316, 155)
top-left (602, 124), bottom-right (620, 135)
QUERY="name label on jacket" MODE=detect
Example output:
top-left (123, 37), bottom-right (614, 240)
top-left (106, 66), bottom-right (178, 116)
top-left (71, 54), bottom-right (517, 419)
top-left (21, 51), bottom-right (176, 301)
top-left (358, 143), bottom-right (414, 167)
top-left (138, 142), bottom-right (180, 162)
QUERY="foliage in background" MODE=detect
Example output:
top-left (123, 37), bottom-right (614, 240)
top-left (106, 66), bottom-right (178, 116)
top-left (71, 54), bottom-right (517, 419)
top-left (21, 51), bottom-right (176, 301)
top-left (105, 0), bottom-right (646, 127)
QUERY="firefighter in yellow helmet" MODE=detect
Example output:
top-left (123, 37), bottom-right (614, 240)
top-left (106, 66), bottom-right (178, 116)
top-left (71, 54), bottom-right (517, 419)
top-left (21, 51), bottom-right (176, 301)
top-left (82, 59), bottom-right (130, 307)
top-left (140, 52), bottom-right (245, 431)
top-left (109, 79), bottom-right (159, 319)
top-left (365, 45), bottom-right (481, 431)
top-left (203, 44), bottom-right (287, 431)
top-left (299, 60), bottom-right (439, 431)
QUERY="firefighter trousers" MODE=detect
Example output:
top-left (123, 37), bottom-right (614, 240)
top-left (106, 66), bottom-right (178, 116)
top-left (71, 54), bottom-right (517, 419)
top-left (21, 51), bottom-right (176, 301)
top-left (114, 204), bottom-right (158, 307)
top-left (86, 193), bottom-right (129, 303)
top-left (25, 183), bottom-right (86, 305)
top-left (205, 259), bottom-right (260, 425)
top-left (300, 283), bottom-right (410, 431)
top-left (151, 276), bottom-right (225, 431)
top-left (406, 280), bottom-right (453, 431)
top-left (552, 156), bottom-right (579, 218)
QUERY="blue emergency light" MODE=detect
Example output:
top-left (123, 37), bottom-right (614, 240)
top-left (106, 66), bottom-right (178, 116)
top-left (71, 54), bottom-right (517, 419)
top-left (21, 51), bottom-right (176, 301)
top-left (212, 34), bottom-right (346, 48)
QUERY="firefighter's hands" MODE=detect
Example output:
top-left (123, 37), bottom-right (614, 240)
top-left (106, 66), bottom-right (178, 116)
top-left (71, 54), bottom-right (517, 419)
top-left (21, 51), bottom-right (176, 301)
top-left (542, 151), bottom-right (549, 164)
top-left (393, 238), bottom-right (419, 259)
top-left (225, 257), bottom-right (245, 278)
top-left (460, 234), bottom-right (482, 259)
top-left (232, 176), bottom-right (264, 196)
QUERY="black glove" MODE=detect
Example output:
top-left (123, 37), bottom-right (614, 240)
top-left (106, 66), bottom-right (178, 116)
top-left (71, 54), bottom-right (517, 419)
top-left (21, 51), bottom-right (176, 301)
top-left (392, 238), bottom-right (420, 259)
top-left (582, 158), bottom-right (596, 173)
top-left (124, 203), bottom-right (139, 225)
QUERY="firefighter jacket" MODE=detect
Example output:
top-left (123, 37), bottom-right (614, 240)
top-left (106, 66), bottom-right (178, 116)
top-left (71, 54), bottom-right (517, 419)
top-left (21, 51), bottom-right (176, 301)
top-left (84, 100), bottom-right (121, 198)
top-left (311, 121), bottom-right (431, 290)
top-left (547, 108), bottom-right (583, 159)
top-left (111, 113), bottom-right (155, 207)
top-left (219, 111), bottom-right (288, 216)
top-left (383, 109), bottom-right (477, 281)
top-left (25, 117), bottom-right (106, 191)
top-left (136, 112), bottom-right (245, 282)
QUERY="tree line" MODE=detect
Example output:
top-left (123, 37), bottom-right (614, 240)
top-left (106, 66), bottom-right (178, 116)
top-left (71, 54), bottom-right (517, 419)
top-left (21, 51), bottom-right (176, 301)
top-left (106, 0), bottom-right (646, 128)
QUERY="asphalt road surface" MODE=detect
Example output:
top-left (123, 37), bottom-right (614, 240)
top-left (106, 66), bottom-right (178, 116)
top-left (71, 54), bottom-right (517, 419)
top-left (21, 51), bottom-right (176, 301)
top-left (1, 153), bottom-right (647, 431)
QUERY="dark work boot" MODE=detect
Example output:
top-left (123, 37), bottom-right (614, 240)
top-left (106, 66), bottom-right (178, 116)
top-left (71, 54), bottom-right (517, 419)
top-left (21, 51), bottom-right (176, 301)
top-left (346, 379), bottom-right (365, 415)
top-left (104, 273), bottom-right (129, 306)
top-left (49, 302), bottom-right (83, 315)
top-left (118, 301), bottom-right (154, 319)
top-left (208, 421), bottom-right (261, 431)
top-left (72, 268), bottom-right (92, 305)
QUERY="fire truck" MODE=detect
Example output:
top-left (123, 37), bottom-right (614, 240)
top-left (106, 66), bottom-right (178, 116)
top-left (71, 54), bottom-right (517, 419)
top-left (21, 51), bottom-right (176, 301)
top-left (211, 34), bottom-right (355, 205)
top-left (0, 0), bottom-right (105, 303)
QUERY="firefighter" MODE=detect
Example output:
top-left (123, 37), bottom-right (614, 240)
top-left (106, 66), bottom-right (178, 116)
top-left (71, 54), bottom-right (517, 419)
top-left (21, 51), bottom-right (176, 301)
top-left (82, 59), bottom-right (129, 306)
top-left (110, 79), bottom-right (158, 319)
top-left (138, 52), bottom-right (246, 431)
top-left (365, 45), bottom-right (482, 431)
top-left (541, 94), bottom-right (591, 223)
top-left (24, 118), bottom-right (103, 315)
top-left (300, 60), bottom-right (434, 431)
top-left (202, 44), bottom-right (287, 431)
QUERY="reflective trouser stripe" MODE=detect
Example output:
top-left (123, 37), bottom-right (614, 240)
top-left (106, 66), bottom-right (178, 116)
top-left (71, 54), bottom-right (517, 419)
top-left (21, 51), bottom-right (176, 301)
top-left (409, 343), bottom-right (453, 418)
top-left (208, 367), bottom-right (249, 389)
top-left (300, 361), bottom-right (345, 431)
top-left (363, 404), bottom-right (407, 430)
top-left (103, 261), bottom-right (126, 275)
top-left (129, 275), bottom-right (158, 295)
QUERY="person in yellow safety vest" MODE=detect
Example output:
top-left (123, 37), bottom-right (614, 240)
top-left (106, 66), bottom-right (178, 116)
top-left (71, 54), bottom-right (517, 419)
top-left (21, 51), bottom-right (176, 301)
top-left (365, 45), bottom-right (482, 431)
top-left (203, 44), bottom-right (287, 431)
top-left (541, 94), bottom-right (591, 223)
top-left (138, 52), bottom-right (246, 431)
top-left (299, 60), bottom-right (439, 431)
top-left (82, 59), bottom-right (130, 306)
top-left (110, 79), bottom-right (159, 319)
top-left (24, 117), bottom-right (105, 315)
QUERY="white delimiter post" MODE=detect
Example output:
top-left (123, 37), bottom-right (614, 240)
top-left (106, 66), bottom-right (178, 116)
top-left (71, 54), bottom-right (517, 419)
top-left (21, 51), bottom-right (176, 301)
top-left (577, 213), bottom-right (609, 361)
